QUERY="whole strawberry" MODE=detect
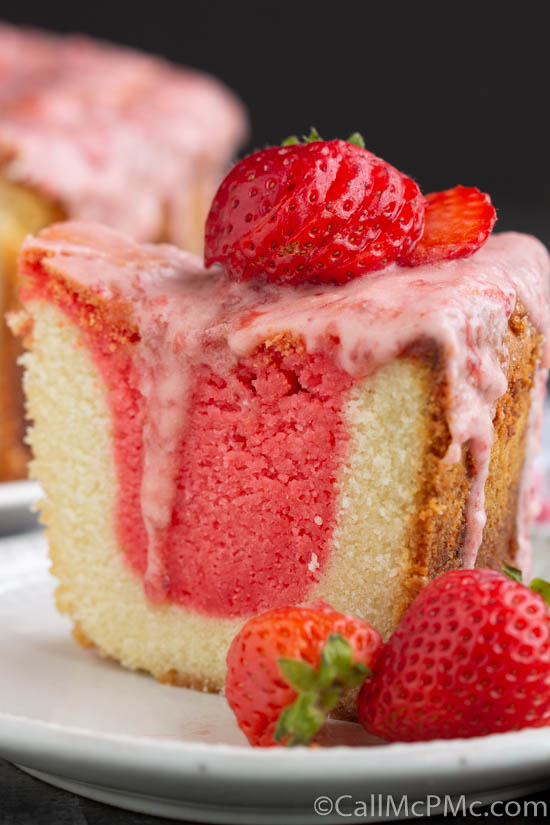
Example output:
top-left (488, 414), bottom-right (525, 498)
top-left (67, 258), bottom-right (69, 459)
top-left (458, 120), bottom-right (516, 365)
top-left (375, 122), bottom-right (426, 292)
top-left (225, 600), bottom-right (382, 747)
top-left (358, 569), bottom-right (550, 742)
top-left (205, 130), bottom-right (425, 286)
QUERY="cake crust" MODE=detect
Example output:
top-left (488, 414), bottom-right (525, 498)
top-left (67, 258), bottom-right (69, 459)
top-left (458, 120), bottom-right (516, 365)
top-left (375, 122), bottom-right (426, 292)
top-left (403, 305), bottom-right (541, 614)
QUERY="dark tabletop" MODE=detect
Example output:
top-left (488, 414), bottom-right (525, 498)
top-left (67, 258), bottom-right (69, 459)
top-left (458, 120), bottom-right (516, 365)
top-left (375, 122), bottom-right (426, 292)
top-left (2, 759), bottom-right (550, 825)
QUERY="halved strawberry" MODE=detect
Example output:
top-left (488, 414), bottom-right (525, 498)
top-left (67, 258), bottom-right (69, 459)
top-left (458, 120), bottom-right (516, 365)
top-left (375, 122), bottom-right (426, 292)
top-left (205, 131), bottom-right (425, 286)
top-left (401, 185), bottom-right (497, 267)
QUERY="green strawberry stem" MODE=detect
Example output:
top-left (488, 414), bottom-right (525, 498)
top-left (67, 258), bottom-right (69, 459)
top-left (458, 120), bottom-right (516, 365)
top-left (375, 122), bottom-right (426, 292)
top-left (281, 135), bottom-right (301, 146)
top-left (274, 634), bottom-right (370, 747)
top-left (280, 128), bottom-right (366, 150)
top-left (281, 127), bottom-right (323, 147)
top-left (347, 132), bottom-right (366, 148)
top-left (503, 564), bottom-right (523, 583)
top-left (503, 565), bottom-right (550, 607)
top-left (303, 126), bottom-right (323, 144)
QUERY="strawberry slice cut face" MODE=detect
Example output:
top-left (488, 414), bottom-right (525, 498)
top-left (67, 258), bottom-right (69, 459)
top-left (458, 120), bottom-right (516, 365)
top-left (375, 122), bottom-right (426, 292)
top-left (402, 185), bottom-right (497, 267)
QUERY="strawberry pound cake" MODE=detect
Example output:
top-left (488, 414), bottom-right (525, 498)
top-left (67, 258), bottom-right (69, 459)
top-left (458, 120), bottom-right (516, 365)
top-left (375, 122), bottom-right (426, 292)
top-left (0, 22), bottom-right (247, 480)
top-left (13, 218), bottom-right (550, 691)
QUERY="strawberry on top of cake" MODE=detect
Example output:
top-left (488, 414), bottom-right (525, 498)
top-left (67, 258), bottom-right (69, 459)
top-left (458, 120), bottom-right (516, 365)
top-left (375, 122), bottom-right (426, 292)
top-left (12, 131), bottom-right (550, 693)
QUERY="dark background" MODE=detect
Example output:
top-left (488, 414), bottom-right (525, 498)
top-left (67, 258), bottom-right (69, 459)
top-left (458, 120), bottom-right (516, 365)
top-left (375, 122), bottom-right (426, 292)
top-left (2, 3), bottom-right (549, 246)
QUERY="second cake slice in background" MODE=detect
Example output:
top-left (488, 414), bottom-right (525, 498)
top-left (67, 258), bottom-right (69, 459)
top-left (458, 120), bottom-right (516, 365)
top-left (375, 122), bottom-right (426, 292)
top-left (0, 22), bottom-right (248, 480)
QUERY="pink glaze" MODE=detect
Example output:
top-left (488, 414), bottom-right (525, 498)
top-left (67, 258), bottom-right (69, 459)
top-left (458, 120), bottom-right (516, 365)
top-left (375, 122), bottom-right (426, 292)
top-left (0, 23), bottom-right (247, 244)
top-left (228, 235), bottom-right (550, 569)
top-left (19, 222), bottom-right (550, 614)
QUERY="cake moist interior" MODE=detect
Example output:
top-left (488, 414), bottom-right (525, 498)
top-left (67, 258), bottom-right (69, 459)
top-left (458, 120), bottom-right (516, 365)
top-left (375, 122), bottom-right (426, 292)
top-left (23, 267), bottom-right (359, 618)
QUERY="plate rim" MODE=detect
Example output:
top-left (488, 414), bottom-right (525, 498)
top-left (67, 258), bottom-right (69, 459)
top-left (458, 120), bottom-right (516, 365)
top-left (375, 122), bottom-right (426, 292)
top-left (14, 766), bottom-right (550, 825)
top-left (3, 708), bottom-right (550, 780)
top-left (0, 479), bottom-right (42, 508)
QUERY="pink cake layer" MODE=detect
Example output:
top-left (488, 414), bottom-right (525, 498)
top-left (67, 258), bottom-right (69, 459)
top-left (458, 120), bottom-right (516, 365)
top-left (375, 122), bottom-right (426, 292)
top-left (19, 222), bottom-right (550, 618)
top-left (21, 241), bottom-right (353, 616)
top-left (0, 23), bottom-right (247, 243)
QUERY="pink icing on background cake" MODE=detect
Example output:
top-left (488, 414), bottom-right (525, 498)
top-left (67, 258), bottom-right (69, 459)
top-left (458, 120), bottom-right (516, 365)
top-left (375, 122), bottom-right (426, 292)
top-left (13, 220), bottom-right (550, 691)
top-left (0, 22), bottom-right (247, 245)
top-left (0, 22), bottom-right (248, 482)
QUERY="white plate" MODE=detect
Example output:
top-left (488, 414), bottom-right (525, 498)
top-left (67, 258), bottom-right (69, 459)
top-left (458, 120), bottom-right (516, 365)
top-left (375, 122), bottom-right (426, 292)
top-left (0, 480), bottom-right (41, 535)
top-left (2, 533), bottom-right (550, 823)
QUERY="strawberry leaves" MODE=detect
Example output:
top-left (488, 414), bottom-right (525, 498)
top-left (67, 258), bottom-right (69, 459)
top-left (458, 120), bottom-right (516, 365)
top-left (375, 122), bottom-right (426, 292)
top-left (503, 564), bottom-right (523, 583)
top-left (530, 578), bottom-right (550, 607)
top-left (225, 604), bottom-right (382, 747)
top-left (503, 565), bottom-right (550, 607)
top-left (281, 127), bottom-right (365, 149)
top-left (281, 127), bottom-right (322, 146)
top-left (347, 132), bottom-right (365, 148)
top-left (274, 634), bottom-right (370, 746)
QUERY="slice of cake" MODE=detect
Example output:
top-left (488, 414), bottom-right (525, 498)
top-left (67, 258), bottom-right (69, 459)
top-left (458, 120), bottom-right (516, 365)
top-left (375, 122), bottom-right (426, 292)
top-left (13, 216), bottom-right (550, 692)
top-left (0, 22), bottom-right (247, 480)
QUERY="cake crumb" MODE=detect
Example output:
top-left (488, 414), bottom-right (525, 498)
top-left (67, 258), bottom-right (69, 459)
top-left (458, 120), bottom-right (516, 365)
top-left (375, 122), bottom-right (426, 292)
top-left (314, 515), bottom-right (323, 526)
top-left (308, 552), bottom-right (320, 572)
